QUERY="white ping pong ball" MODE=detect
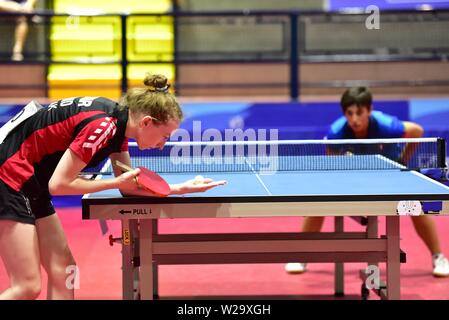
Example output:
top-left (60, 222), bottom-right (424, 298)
top-left (194, 175), bottom-right (204, 184)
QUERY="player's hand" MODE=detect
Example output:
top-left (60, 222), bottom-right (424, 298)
top-left (174, 175), bottom-right (227, 194)
top-left (115, 168), bottom-right (141, 189)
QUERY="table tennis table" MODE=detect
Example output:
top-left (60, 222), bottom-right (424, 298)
top-left (82, 139), bottom-right (449, 300)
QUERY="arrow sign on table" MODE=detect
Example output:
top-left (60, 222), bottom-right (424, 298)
top-left (119, 209), bottom-right (131, 215)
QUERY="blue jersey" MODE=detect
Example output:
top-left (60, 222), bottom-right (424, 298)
top-left (326, 111), bottom-right (405, 160)
top-left (327, 111), bottom-right (405, 139)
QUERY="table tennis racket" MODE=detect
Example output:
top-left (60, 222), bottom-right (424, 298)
top-left (114, 160), bottom-right (171, 197)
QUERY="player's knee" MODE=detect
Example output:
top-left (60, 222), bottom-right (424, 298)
top-left (50, 260), bottom-right (77, 281)
top-left (46, 250), bottom-right (77, 281)
top-left (13, 277), bottom-right (42, 300)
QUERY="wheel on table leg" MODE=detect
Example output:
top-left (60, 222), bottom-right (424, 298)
top-left (134, 289), bottom-right (141, 300)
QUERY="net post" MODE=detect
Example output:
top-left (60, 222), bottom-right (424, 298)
top-left (437, 138), bottom-right (446, 168)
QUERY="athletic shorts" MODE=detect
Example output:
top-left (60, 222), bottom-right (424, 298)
top-left (0, 179), bottom-right (55, 225)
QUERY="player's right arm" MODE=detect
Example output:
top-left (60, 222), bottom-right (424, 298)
top-left (48, 111), bottom-right (140, 195)
top-left (324, 118), bottom-right (349, 156)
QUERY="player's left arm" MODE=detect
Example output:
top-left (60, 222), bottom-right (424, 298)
top-left (400, 121), bottom-right (424, 164)
top-left (403, 121), bottom-right (424, 138)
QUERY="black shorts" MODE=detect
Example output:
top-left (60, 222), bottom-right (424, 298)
top-left (0, 179), bottom-right (55, 225)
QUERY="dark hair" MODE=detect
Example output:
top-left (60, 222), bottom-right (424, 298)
top-left (340, 87), bottom-right (373, 112)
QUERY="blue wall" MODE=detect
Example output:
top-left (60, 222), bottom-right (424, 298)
top-left (2, 99), bottom-right (449, 141)
top-left (179, 100), bottom-right (410, 140)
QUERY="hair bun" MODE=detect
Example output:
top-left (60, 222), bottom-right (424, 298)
top-left (144, 73), bottom-right (170, 93)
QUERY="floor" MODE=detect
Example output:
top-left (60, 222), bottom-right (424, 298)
top-left (1, 207), bottom-right (449, 300)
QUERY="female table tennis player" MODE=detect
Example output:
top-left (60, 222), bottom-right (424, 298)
top-left (0, 73), bottom-right (225, 299)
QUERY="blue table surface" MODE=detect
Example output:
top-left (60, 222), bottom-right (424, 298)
top-left (86, 169), bottom-right (449, 199)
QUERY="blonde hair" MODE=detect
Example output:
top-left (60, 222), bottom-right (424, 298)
top-left (119, 73), bottom-right (183, 123)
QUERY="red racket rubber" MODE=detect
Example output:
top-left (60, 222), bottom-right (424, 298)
top-left (114, 161), bottom-right (170, 196)
top-left (135, 166), bottom-right (170, 196)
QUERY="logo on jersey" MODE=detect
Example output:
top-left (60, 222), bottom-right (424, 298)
top-left (82, 117), bottom-right (117, 154)
top-left (48, 96), bottom-right (98, 110)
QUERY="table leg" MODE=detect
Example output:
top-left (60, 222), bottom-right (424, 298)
top-left (367, 216), bottom-right (379, 268)
top-left (139, 219), bottom-right (154, 300)
top-left (152, 220), bottom-right (159, 299)
top-left (130, 220), bottom-right (140, 300)
top-left (334, 216), bottom-right (344, 296)
top-left (386, 216), bottom-right (401, 300)
top-left (121, 219), bottom-right (135, 300)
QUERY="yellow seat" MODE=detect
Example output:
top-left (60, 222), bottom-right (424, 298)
top-left (48, 65), bottom-right (121, 100)
top-left (48, 64), bottom-right (175, 100)
top-left (48, 0), bottom-right (174, 100)
top-left (50, 16), bottom-right (121, 61)
top-left (127, 16), bottom-right (174, 61)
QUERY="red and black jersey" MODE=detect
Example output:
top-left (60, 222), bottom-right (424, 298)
top-left (0, 97), bottom-right (128, 196)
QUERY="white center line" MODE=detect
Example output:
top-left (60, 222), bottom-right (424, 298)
top-left (245, 157), bottom-right (272, 196)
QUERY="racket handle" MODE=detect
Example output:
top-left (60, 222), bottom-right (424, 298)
top-left (114, 160), bottom-right (135, 173)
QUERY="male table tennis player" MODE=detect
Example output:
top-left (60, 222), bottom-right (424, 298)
top-left (285, 86), bottom-right (449, 277)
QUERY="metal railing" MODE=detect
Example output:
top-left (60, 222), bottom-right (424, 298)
top-left (1, 9), bottom-right (449, 99)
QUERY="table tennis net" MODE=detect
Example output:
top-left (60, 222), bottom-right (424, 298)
top-left (82, 138), bottom-right (446, 174)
